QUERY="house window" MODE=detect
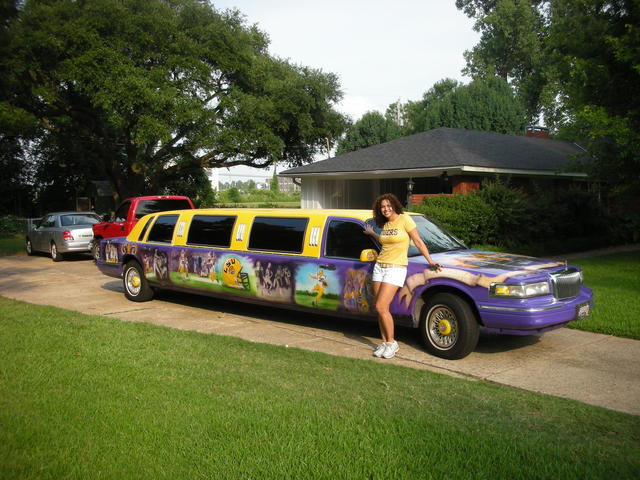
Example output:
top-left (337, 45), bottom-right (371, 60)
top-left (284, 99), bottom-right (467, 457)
top-left (413, 177), bottom-right (452, 195)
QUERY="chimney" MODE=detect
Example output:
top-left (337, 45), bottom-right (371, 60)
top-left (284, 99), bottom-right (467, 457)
top-left (525, 125), bottom-right (550, 139)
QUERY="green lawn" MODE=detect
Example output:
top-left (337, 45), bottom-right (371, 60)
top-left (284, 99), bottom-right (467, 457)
top-left (0, 235), bottom-right (24, 256)
top-left (1, 297), bottom-right (638, 480)
top-left (570, 251), bottom-right (640, 339)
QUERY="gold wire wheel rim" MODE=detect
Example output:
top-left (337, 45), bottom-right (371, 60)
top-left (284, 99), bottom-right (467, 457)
top-left (126, 267), bottom-right (142, 296)
top-left (427, 305), bottom-right (459, 350)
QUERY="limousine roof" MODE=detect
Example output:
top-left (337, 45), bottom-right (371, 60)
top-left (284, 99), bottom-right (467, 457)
top-left (129, 207), bottom-right (425, 256)
top-left (147, 207), bottom-right (401, 221)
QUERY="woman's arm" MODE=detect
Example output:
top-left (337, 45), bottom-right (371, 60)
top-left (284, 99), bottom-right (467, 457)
top-left (363, 223), bottom-right (380, 242)
top-left (408, 228), bottom-right (441, 271)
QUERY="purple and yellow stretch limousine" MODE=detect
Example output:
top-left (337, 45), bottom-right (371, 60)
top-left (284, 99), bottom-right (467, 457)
top-left (95, 208), bottom-right (593, 359)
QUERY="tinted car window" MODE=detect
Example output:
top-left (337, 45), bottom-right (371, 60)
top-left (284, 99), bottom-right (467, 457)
top-left (187, 215), bottom-right (236, 248)
top-left (136, 216), bottom-right (153, 242)
top-left (136, 200), bottom-right (192, 219)
top-left (114, 201), bottom-right (131, 222)
top-left (248, 217), bottom-right (308, 253)
top-left (326, 220), bottom-right (377, 259)
top-left (60, 214), bottom-right (101, 226)
top-left (147, 215), bottom-right (179, 243)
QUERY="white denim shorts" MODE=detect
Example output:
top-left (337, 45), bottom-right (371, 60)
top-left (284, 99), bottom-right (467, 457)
top-left (372, 262), bottom-right (407, 288)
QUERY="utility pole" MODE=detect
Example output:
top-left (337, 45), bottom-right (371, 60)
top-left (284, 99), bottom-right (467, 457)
top-left (395, 98), bottom-right (403, 127)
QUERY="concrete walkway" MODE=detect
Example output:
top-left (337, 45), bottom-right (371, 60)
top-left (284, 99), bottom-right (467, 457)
top-left (1, 253), bottom-right (639, 416)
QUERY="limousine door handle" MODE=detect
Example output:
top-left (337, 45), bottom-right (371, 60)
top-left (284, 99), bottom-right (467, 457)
top-left (320, 264), bottom-right (336, 271)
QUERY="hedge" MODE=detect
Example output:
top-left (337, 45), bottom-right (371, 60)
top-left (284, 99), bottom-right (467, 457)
top-left (0, 215), bottom-right (28, 238)
top-left (412, 180), bottom-right (633, 255)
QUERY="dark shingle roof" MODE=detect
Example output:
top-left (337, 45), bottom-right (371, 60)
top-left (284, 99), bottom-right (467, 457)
top-left (281, 127), bottom-right (585, 175)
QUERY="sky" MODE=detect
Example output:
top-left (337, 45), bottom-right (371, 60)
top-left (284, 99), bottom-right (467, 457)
top-left (210, 0), bottom-right (480, 182)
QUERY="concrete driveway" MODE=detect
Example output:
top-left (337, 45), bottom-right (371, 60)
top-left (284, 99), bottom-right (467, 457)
top-left (1, 254), bottom-right (639, 416)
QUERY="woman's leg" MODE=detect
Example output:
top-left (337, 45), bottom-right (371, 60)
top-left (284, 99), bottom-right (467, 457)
top-left (374, 281), bottom-right (400, 342)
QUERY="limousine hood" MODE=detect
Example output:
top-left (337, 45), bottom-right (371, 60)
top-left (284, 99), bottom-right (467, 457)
top-left (400, 250), bottom-right (572, 310)
top-left (406, 249), bottom-right (569, 292)
top-left (427, 249), bottom-right (567, 279)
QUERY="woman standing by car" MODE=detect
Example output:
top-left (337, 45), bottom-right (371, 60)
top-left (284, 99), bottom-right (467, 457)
top-left (364, 193), bottom-right (441, 359)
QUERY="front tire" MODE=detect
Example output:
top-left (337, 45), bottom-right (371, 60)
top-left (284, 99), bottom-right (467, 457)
top-left (419, 292), bottom-right (479, 360)
top-left (123, 260), bottom-right (154, 302)
top-left (50, 242), bottom-right (63, 262)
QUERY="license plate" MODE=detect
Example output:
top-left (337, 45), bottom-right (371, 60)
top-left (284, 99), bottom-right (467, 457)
top-left (576, 302), bottom-right (590, 319)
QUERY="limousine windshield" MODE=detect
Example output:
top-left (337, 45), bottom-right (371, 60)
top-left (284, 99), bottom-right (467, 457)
top-left (366, 215), bottom-right (466, 255)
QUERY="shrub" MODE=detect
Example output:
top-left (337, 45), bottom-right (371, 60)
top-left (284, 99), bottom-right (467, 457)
top-left (413, 180), bottom-right (621, 255)
top-left (529, 184), bottom-right (610, 241)
top-left (192, 189), bottom-right (217, 208)
top-left (0, 215), bottom-right (27, 238)
top-left (608, 210), bottom-right (640, 244)
top-left (215, 187), bottom-right (300, 206)
top-left (412, 193), bottom-right (497, 246)
top-left (476, 179), bottom-right (535, 248)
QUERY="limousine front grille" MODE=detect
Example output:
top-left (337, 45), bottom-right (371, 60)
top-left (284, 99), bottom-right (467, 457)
top-left (550, 268), bottom-right (582, 299)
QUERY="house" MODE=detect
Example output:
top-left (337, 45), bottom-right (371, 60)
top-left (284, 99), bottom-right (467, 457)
top-left (279, 127), bottom-right (588, 209)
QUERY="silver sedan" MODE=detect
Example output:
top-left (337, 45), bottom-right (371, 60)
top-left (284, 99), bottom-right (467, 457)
top-left (26, 212), bottom-right (101, 261)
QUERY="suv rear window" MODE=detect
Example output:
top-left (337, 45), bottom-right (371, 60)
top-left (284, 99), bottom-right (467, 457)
top-left (248, 217), bottom-right (308, 254)
top-left (136, 199), bottom-right (192, 219)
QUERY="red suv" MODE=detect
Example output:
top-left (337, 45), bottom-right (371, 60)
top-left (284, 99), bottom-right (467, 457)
top-left (91, 195), bottom-right (194, 258)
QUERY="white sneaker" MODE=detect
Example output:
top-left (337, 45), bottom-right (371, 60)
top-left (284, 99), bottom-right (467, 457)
top-left (373, 343), bottom-right (387, 358)
top-left (382, 341), bottom-right (399, 359)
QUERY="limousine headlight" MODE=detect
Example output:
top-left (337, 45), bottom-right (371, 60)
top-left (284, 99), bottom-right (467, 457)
top-left (490, 281), bottom-right (550, 298)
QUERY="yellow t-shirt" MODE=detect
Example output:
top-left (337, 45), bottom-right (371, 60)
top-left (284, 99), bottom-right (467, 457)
top-left (377, 214), bottom-right (417, 266)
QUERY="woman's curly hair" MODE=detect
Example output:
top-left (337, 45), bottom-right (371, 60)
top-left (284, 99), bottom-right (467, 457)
top-left (372, 193), bottom-right (404, 227)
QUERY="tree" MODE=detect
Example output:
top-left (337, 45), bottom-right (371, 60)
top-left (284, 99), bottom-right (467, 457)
top-left (0, 0), bottom-right (38, 214)
top-left (220, 186), bottom-right (242, 204)
top-left (456, 0), bottom-right (546, 121)
top-left (270, 171), bottom-right (279, 194)
top-left (335, 77), bottom-right (526, 154)
top-left (0, 136), bottom-right (33, 215)
top-left (544, 1), bottom-right (639, 119)
top-left (336, 111), bottom-right (403, 154)
top-left (148, 154), bottom-right (215, 207)
top-left (457, 0), bottom-right (640, 203)
top-left (404, 79), bottom-right (461, 133)
top-left (1, 0), bottom-right (347, 203)
top-left (405, 77), bottom-right (527, 135)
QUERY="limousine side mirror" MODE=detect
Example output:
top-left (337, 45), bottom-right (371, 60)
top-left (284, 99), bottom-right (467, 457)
top-left (360, 249), bottom-right (378, 262)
